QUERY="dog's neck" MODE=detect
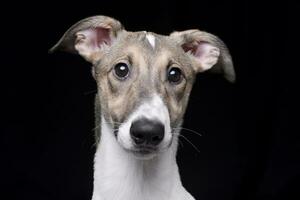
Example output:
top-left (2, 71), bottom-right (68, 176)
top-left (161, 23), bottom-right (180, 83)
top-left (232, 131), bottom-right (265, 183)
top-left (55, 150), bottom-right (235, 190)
top-left (92, 117), bottom-right (194, 200)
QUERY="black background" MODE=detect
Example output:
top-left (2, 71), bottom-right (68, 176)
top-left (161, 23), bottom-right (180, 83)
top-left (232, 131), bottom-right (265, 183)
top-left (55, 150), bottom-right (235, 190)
top-left (1, 0), bottom-right (296, 200)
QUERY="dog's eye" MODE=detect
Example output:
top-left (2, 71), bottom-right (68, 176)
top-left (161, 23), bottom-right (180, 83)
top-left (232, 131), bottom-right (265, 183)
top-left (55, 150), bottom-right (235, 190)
top-left (167, 67), bottom-right (182, 84)
top-left (114, 63), bottom-right (129, 79)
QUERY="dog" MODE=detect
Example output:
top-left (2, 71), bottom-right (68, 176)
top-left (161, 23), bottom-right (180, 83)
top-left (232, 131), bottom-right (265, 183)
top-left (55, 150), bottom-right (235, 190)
top-left (50, 15), bottom-right (235, 200)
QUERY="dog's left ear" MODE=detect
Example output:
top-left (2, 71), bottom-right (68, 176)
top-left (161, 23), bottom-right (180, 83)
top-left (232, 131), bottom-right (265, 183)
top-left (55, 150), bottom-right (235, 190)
top-left (49, 15), bottom-right (124, 64)
top-left (170, 30), bottom-right (235, 82)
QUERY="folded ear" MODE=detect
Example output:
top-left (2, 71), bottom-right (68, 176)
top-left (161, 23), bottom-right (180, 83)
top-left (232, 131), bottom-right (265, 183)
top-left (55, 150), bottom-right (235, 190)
top-left (170, 30), bottom-right (235, 82)
top-left (49, 15), bottom-right (124, 64)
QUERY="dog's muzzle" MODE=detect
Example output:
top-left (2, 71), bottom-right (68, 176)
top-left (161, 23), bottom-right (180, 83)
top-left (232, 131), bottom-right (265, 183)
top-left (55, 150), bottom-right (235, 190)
top-left (130, 118), bottom-right (164, 151)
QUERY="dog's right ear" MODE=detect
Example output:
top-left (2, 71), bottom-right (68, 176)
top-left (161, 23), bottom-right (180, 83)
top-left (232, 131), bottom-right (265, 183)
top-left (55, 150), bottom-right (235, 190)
top-left (49, 16), bottom-right (124, 64)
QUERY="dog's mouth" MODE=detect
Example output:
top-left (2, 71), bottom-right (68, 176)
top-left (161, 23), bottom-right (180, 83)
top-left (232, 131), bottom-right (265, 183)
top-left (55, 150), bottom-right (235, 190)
top-left (121, 143), bottom-right (158, 155)
top-left (130, 146), bottom-right (159, 159)
top-left (133, 145), bottom-right (157, 154)
top-left (116, 131), bottom-right (161, 159)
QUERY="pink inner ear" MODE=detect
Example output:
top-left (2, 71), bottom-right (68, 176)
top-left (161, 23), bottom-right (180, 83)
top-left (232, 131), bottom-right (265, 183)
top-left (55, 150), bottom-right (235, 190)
top-left (182, 41), bottom-right (209, 57)
top-left (194, 42), bottom-right (212, 58)
top-left (79, 27), bottom-right (111, 50)
top-left (94, 27), bottom-right (111, 47)
top-left (182, 42), bottom-right (196, 54)
top-left (181, 41), bottom-right (219, 71)
top-left (75, 27), bottom-right (114, 62)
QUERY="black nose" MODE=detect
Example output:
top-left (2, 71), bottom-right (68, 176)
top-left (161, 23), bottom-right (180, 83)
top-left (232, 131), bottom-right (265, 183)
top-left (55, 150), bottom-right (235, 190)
top-left (130, 118), bottom-right (164, 146)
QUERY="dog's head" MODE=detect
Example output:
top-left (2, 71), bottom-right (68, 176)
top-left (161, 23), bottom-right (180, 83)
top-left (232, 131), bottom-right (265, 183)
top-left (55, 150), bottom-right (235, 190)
top-left (51, 16), bottom-right (235, 159)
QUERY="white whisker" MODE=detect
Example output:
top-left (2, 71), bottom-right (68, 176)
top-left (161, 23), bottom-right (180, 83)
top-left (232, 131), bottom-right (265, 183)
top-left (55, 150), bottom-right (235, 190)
top-left (173, 127), bottom-right (203, 137)
top-left (173, 132), bottom-right (201, 153)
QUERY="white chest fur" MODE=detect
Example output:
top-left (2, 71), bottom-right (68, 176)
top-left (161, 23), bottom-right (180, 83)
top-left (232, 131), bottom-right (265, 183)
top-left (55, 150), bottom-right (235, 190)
top-left (91, 118), bottom-right (195, 200)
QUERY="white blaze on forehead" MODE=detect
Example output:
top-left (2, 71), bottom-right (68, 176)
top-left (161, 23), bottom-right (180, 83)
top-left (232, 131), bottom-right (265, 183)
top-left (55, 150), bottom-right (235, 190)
top-left (146, 34), bottom-right (156, 49)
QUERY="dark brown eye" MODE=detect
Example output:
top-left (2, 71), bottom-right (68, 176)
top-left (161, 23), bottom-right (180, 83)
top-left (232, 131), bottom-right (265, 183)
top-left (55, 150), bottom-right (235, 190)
top-left (167, 67), bottom-right (182, 84)
top-left (114, 63), bottom-right (129, 79)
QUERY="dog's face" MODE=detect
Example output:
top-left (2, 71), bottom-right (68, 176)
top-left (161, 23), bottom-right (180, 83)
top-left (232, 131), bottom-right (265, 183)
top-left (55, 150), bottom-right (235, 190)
top-left (51, 16), bottom-right (235, 159)
top-left (95, 32), bottom-right (196, 157)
